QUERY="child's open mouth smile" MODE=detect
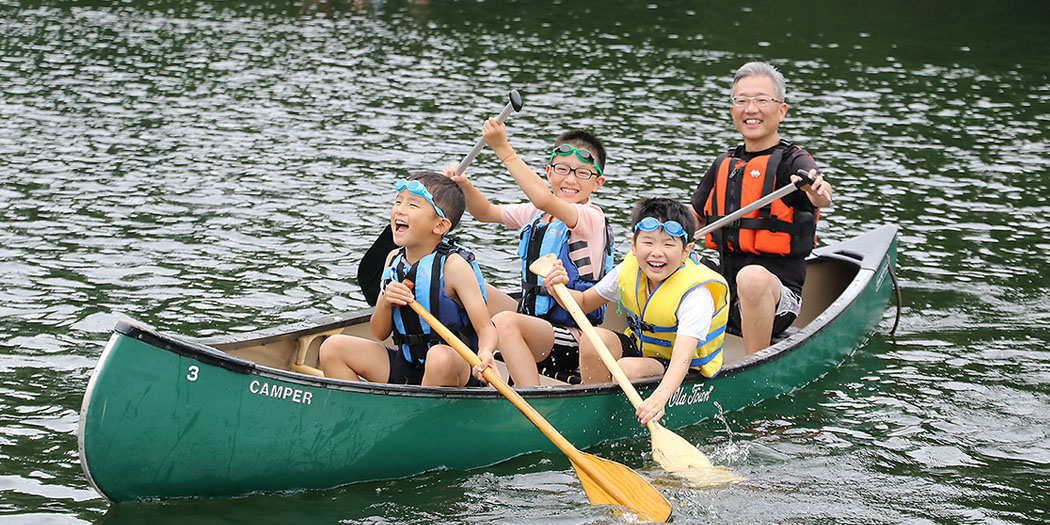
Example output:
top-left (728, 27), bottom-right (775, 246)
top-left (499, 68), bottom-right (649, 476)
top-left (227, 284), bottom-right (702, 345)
top-left (558, 185), bottom-right (579, 198)
top-left (644, 258), bottom-right (670, 277)
top-left (393, 218), bottom-right (409, 233)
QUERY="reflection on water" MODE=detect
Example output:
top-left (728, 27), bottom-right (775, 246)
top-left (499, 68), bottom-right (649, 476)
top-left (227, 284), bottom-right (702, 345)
top-left (1, 0), bottom-right (1048, 522)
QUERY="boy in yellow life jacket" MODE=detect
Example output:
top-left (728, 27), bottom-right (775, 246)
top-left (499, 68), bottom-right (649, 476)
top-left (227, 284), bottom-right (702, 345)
top-left (542, 197), bottom-right (729, 425)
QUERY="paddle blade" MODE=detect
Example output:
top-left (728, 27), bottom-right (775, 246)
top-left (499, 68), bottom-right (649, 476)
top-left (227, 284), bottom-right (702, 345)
top-left (649, 422), bottom-right (746, 487)
top-left (527, 253), bottom-right (559, 278)
top-left (570, 452), bottom-right (672, 523)
top-left (356, 225), bottom-right (396, 306)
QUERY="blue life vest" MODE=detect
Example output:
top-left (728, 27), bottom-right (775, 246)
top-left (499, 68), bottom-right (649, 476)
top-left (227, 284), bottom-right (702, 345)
top-left (516, 210), bottom-right (614, 327)
top-left (383, 239), bottom-right (487, 365)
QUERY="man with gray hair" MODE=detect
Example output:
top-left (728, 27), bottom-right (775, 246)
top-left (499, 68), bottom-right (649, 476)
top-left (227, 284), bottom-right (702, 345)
top-left (690, 61), bottom-right (833, 354)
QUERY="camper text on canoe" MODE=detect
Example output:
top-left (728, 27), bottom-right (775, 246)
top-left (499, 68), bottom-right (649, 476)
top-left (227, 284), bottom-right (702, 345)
top-left (248, 379), bottom-right (313, 405)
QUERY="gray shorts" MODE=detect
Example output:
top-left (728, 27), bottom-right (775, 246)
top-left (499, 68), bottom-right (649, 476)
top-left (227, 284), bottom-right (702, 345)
top-left (727, 276), bottom-right (802, 338)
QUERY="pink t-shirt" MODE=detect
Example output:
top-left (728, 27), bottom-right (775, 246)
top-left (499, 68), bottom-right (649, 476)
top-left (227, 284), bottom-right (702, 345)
top-left (500, 201), bottom-right (608, 281)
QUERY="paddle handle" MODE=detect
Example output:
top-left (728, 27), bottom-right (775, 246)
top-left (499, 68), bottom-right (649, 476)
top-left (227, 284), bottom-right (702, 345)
top-left (405, 300), bottom-right (639, 510)
top-left (693, 169), bottom-right (814, 241)
top-left (454, 90), bottom-right (523, 176)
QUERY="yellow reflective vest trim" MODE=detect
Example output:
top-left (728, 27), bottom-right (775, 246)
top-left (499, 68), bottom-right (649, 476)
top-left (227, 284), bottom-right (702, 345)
top-left (616, 252), bottom-right (730, 378)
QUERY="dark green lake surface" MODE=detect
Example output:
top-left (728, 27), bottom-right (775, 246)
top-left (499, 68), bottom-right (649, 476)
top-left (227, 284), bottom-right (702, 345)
top-left (2, 0), bottom-right (1048, 523)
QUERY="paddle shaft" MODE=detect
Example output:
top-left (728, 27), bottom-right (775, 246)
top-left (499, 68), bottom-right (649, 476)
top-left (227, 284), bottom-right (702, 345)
top-left (454, 97), bottom-right (517, 176)
top-left (692, 169), bottom-right (813, 241)
top-left (546, 283), bottom-right (657, 432)
top-left (405, 301), bottom-right (638, 510)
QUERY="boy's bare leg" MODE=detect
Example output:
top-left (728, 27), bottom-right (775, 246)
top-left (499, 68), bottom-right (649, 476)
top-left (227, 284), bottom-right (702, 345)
top-left (578, 327), bottom-right (623, 384)
top-left (318, 335), bottom-right (391, 382)
top-left (735, 265), bottom-right (781, 354)
top-left (492, 311), bottom-right (555, 387)
top-left (422, 345), bottom-right (474, 387)
top-left (484, 283), bottom-right (518, 318)
top-left (617, 356), bottom-right (665, 380)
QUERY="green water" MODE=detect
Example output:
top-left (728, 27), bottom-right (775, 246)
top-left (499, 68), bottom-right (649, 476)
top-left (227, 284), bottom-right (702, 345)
top-left (2, 0), bottom-right (1048, 523)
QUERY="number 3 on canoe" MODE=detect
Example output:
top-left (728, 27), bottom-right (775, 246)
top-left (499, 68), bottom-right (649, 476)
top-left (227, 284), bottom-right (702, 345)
top-left (406, 300), bottom-right (672, 523)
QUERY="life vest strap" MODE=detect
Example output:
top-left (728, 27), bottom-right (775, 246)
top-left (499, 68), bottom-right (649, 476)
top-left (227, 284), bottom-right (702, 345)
top-left (690, 345), bottom-right (722, 367)
top-left (625, 314), bottom-right (676, 334)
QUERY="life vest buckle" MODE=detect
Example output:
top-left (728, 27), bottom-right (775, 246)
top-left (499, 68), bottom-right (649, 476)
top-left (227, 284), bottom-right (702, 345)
top-left (625, 316), bottom-right (656, 334)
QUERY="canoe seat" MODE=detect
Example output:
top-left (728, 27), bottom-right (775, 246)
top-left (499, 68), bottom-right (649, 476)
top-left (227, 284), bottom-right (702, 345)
top-left (492, 351), bottom-right (575, 386)
top-left (291, 329), bottom-right (345, 377)
top-left (539, 365), bottom-right (581, 385)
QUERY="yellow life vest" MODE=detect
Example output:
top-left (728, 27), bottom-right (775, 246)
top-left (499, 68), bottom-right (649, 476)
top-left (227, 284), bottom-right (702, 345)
top-left (616, 252), bottom-right (730, 378)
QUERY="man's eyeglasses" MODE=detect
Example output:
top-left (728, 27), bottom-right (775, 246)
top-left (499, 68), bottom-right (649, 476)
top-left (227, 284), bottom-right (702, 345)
top-left (394, 179), bottom-right (445, 219)
top-left (730, 95), bottom-right (783, 108)
top-left (549, 143), bottom-right (603, 176)
top-left (633, 216), bottom-right (688, 240)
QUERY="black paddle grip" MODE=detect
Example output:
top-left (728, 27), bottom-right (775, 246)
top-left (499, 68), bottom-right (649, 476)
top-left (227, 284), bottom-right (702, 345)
top-left (793, 169), bottom-right (816, 189)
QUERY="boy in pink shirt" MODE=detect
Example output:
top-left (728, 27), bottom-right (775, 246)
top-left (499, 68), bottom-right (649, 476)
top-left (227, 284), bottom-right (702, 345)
top-left (443, 119), bottom-right (613, 386)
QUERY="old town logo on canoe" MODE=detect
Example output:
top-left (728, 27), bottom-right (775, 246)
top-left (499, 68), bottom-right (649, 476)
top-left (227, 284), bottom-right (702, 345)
top-left (667, 384), bottom-right (712, 408)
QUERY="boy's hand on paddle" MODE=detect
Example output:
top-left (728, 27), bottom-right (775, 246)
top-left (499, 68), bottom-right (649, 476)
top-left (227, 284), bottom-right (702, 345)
top-left (381, 279), bottom-right (414, 307)
top-left (541, 259), bottom-right (569, 294)
top-left (636, 396), bottom-right (666, 426)
top-left (442, 161), bottom-right (470, 185)
top-left (481, 118), bottom-right (513, 157)
top-left (473, 348), bottom-right (501, 384)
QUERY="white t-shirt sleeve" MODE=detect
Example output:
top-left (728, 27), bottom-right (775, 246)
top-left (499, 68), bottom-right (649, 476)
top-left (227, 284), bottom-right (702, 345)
top-left (594, 264), bottom-right (621, 302)
top-left (674, 285), bottom-right (714, 340)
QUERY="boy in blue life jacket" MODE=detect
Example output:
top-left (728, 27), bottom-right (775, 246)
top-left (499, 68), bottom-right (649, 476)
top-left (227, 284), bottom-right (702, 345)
top-left (319, 172), bottom-right (497, 387)
top-left (442, 119), bottom-right (614, 387)
top-left (542, 198), bottom-right (730, 425)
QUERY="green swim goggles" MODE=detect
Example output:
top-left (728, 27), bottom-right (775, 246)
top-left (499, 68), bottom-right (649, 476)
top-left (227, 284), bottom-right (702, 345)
top-left (634, 216), bottom-right (688, 240)
top-left (394, 179), bottom-right (445, 219)
top-left (548, 143), bottom-right (603, 177)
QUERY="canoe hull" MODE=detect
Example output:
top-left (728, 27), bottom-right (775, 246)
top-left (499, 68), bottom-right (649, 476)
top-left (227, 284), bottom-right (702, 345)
top-left (79, 225), bottom-right (898, 502)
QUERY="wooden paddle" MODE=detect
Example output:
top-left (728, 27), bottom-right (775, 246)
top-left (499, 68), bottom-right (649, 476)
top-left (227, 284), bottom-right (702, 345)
top-left (529, 255), bottom-right (743, 486)
top-left (357, 91), bottom-right (524, 306)
top-left (406, 300), bottom-right (672, 522)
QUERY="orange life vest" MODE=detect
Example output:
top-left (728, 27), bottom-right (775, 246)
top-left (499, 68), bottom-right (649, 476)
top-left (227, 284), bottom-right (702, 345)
top-left (702, 142), bottom-right (818, 257)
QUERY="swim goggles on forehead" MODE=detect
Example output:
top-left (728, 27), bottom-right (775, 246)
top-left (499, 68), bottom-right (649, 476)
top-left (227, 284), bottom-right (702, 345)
top-left (633, 217), bottom-right (688, 240)
top-left (394, 179), bottom-right (445, 219)
top-left (549, 143), bottom-right (603, 176)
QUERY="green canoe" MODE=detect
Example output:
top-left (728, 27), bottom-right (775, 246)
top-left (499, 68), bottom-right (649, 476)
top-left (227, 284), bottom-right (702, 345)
top-left (79, 225), bottom-right (898, 503)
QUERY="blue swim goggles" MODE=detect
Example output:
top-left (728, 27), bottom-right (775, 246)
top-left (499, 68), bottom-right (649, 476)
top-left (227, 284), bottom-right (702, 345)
top-left (394, 179), bottom-right (445, 219)
top-left (633, 216), bottom-right (688, 240)
top-left (549, 143), bottom-right (603, 176)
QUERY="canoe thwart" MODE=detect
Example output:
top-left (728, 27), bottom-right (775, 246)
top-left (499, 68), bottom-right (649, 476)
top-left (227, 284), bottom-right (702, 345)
top-left (292, 328), bottom-right (344, 377)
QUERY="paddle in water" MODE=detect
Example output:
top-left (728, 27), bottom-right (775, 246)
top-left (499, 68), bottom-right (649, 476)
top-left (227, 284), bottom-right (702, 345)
top-left (356, 91), bottom-right (524, 306)
top-left (529, 254), bottom-right (744, 487)
top-left (405, 300), bottom-right (672, 522)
